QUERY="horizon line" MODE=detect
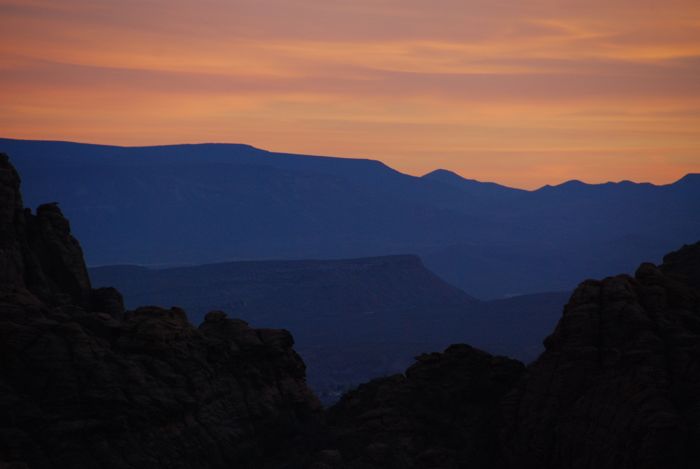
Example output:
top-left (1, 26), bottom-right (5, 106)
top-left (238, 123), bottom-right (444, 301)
top-left (0, 135), bottom-right (696, 192)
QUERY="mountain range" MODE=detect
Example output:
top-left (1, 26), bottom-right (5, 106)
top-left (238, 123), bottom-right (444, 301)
top-left (2, 137), bottom-right (698, 299)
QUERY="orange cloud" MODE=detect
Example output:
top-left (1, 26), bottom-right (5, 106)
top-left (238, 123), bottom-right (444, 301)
top-left (1, 0), bottom-right (699, 188)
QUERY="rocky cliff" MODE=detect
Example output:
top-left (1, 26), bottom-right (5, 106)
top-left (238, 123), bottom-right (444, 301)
top-left (321, 345), bottom-right (524, 468)
top-left (501, 244), bottom-right (700, 469)
top-left (0, 153), bottom-right (321, 468)
top-left (0, 154), bottom-right (92, 308)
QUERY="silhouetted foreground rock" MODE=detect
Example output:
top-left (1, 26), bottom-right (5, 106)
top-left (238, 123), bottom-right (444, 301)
top-left (0, 152), bottom-right (321, 468)
top-left (501, 245), bottom-right (700, 469)
top-left (322, 345), bottom-right (524, 469)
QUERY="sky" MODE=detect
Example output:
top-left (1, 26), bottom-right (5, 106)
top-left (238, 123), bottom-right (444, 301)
top-left (1, 0), bottom-right (699, 189)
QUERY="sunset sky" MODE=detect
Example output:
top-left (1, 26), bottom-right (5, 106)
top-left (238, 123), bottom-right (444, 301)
top-left (1, 0), bottom-right (699, 188)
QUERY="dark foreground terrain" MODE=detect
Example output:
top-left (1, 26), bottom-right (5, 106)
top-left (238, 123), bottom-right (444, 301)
top-left (0, 154), bottom-right (322, 468)
top-left (1, 152), bottom-right (699, 468)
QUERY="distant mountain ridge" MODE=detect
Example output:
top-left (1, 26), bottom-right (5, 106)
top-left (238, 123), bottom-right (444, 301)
top-left (2, 137), bottom-right (699, 298)
top-left (3, 137), bottom-right (695, 190)
top-left (91, 255), bottom-right (477, 323)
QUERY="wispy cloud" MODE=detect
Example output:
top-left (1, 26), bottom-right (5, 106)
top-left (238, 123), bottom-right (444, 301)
top-left (1, 0), bottom-right (699, 187)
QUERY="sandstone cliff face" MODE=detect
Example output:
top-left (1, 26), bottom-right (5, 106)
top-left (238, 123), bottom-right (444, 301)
top-left (501, 247), bottom-right (700, 469)
top-left (0, 153), bottom-right (321, 468)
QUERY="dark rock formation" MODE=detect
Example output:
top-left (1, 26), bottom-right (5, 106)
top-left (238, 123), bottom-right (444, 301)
top-left (320, 345), bottom-right (525, 469)
top-left (661, 242), bottom-right (700, 288)
top-left (501, 242), bottom-right (700, 469)
top-left (0, 152), bottom-right (321, 468)
top-left (0, 153), bottom-right (92, 307)
top-left (0, 153), bottom-right (25, 288)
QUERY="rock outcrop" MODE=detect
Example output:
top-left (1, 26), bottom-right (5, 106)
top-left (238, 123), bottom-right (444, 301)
top-left (501, 243), bottom-right (700, 469)
top-left (0, 154), bottom-right (96, 309)
top-left (0, 153), bottom-right (321, 468)
top-left (321, 345), bottom-right (524, 468)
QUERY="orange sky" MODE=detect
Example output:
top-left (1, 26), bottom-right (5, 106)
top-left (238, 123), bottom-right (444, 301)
top-left (1, 0), bottom-right (699, 188)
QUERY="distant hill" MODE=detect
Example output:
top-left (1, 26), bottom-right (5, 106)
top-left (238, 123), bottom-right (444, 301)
top-left (3, 137), bottom-right (699, 299)
top-left (91, 255), bottom-right (477, 324)
top-left (91, 257), bottom-right (568, 402)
